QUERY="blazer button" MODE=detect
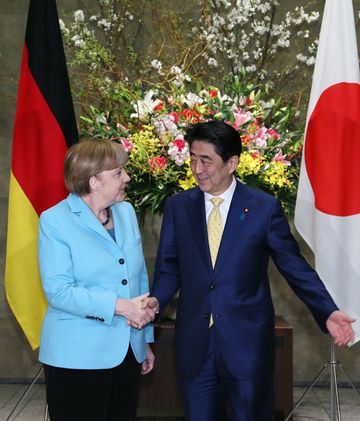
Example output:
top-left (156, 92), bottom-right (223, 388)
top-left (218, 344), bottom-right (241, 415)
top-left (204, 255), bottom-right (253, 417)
top-left (121, 279), bottom-right (128, 285)
top-left (210, 283), bottom-right (216, 290)
top-left (119, 258), bottom-right (125, 264)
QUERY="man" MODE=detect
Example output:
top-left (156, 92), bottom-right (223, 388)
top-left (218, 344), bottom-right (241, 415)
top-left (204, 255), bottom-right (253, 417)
top-left (147, 120), bottom-right (355, 421)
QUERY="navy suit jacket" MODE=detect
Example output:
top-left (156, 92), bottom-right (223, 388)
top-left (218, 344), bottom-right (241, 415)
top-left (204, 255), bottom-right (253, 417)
top-left (151, 181), bottom-right (338, 379)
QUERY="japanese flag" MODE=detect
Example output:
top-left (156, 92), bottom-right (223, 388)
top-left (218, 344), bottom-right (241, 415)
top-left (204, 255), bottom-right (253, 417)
top-left (295, 0), bottom-right (360, 342)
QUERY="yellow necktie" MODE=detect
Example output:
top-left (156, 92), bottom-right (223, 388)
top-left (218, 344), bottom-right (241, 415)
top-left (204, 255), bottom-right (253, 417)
top-left (207, 197), bottom-right (224, 327)
top-left (208, 197), bottom-right (224, 268)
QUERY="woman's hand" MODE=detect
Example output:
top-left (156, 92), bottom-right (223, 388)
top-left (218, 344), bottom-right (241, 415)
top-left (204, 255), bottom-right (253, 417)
top-left (141, 344), bottom-right (155, 375)
top-left (115, 293), bottom-right (157, 329)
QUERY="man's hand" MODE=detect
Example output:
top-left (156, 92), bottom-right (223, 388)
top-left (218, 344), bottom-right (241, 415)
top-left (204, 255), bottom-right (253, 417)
top-left (141, 344), bottom-right (155, 375)
top-left (115, 293), bottom-right (157, 329)
top-left (326, 310), bottom-right (356, 346)
top-left (142, 296), bottom-right (159, 313)
top-left (127, 296), bottom-right (160, 329)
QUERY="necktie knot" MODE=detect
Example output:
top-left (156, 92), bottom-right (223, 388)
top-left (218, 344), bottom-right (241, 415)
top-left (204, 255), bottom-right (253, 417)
top-left (210, 197), bottom-right (224, 208)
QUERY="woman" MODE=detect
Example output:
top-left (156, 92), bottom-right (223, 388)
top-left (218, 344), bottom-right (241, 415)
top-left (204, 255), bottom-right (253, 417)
top-left (38, 139), bottom-right (157, 421)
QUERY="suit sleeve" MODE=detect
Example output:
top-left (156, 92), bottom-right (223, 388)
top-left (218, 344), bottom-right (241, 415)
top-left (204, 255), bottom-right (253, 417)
top-left (126, 204), bottom-right (154, 343)
top-left (267, 199), bottom-right (338, 332)
top-left (38, 212), bottom-right (117, 326)
top-left (151, 198), bottom-right (181, 313)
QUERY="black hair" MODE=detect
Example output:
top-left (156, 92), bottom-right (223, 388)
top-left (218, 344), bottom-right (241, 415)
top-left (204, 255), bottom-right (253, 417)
top-left (184, 120), bottom-right (242, 162)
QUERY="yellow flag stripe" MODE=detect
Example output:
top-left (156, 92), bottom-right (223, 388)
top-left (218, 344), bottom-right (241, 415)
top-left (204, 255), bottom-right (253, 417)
top-left (5, 172), bottom-right (47, 350)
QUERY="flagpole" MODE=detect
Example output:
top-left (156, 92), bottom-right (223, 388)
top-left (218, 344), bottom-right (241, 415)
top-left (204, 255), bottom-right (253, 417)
top-left (285, 337), bottom-right (360, 420)
top-left (329, 338), bottom-right (341, 420)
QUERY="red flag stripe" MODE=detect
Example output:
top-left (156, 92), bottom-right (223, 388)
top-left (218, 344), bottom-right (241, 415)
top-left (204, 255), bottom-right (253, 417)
top-left (12, 45), bottom-right (68, 216)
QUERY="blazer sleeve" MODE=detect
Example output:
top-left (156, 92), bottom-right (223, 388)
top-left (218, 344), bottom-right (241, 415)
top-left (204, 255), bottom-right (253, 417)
top-left (267, 199), bottom-right (338, 332)
top-left (38, 211), bottom-right (117, 326)
top-left (126, 204), bottom-right (154, 343)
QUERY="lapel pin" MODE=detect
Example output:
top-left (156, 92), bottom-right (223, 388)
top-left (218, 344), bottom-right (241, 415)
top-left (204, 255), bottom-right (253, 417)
top-left (240, 208), bottom-right (249, 221)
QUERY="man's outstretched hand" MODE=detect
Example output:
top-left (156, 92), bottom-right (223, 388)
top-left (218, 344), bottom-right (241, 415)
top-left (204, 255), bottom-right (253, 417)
top-left (326, 310), bottom-right (356, 346)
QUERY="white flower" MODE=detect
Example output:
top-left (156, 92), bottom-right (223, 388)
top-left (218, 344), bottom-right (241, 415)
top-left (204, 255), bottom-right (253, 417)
top-left (74, 10), bottom-right (85, 23)
top-left (154, 115), bottom-right (179, 137)
top-left (125, 11), bottom-right (134, 21)
top-left (130, 91), bottom-right (162, 120)
top-left (98, 19), bottom-right (112, 31)
top-left (183, 92), bottom-right (203, 108)
top-left (208, 57), bottom-right (218, 67)
top-left (296, 53), bottom-right (307, 63)
top-left (170, 66), bottom-right (182, 75)
top-left (71, 35), bottom-right (85, 48)
top-left (246, 64), bottom-right (257, 73)
top-left (257, 2), bottom-right (271, 14)
top-left (59, 19), bottom-right (66, 31)
top-left (306, 56), bottom-right (316, 66)
top-left (173, 78), bottom-right (183, 87)
top-left (151, 59), bottom-right (163, 71)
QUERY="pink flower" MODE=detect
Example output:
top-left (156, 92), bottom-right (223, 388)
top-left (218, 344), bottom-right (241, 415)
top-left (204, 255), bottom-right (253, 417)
top-left (173, 138), bottom-right (186, 151)
top-left (267, 128), bottom-right (280, 140)
top-left (148, 156), bottom-right (167, 171)
top-left (233, 109), bottom-right (253, 128)
top-left (254, 126), bottom-right (267, 140)
top-left (120, 138), bottom-right (135, 153)
top-left (273, 150), bottom-right (291, 166)
top-left (169, 111), bottom-right (179, 123)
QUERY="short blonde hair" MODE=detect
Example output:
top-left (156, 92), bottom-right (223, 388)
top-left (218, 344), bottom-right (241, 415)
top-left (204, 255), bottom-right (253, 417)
top-left (64, 139), bottom-right (128, 195)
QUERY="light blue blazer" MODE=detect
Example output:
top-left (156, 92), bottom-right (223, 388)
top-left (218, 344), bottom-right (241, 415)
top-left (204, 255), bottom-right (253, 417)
top-left (38, 193), bottom-right (153, 369)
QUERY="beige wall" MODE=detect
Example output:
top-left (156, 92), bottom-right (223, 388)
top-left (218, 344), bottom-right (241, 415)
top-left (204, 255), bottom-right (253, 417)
top-left (1, 0), bottom-right (360, 384)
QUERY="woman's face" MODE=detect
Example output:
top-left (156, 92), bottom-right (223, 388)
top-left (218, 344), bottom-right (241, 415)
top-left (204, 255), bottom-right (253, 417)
top-left (93, 166), bottom-right (130, 205)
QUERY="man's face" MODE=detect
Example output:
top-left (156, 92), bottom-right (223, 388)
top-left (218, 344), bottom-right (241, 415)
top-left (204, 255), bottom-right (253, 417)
top-left (190, 140), bottom-right (238, 196)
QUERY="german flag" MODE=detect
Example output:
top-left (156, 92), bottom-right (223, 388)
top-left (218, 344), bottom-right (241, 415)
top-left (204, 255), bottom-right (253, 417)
top-left (5, 0), bottom-right (78, 350)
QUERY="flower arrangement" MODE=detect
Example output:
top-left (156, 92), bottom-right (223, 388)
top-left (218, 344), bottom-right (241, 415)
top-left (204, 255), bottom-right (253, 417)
top-left (58, 2), bottom-right (314, 217)
top-left (80, 78), bottom-right (303, 217)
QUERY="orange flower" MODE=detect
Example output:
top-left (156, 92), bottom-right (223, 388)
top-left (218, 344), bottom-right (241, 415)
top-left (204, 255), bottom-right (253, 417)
top-left (148, 156), bottom-right (167, 171)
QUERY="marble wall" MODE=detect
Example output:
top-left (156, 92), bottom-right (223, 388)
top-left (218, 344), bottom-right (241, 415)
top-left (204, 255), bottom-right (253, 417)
top-left (1, 0), bottom-right (360, 385)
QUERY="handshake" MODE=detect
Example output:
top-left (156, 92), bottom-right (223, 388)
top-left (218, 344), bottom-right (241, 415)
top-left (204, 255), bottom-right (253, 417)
top-left (115, 293), bottom-right (159, 329)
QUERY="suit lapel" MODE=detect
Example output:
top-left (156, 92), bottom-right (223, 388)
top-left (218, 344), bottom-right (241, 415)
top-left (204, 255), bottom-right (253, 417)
top-left (111, 203), bottom-right (125, 249)
top-left (214, 181), bottom-right (254, 275)
top-left (187, 188), bottom-right (212, 270)
top-left (67, 193), bottom-right (116, 245)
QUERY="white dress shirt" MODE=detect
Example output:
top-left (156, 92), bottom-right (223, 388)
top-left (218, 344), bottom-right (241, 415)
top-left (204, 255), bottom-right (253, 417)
top-left (204, 176), bottom-right (236, 229)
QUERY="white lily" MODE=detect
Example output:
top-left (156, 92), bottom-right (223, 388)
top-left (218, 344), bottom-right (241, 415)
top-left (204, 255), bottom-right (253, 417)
top-left (130, 90), bottom-right (162, 120)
